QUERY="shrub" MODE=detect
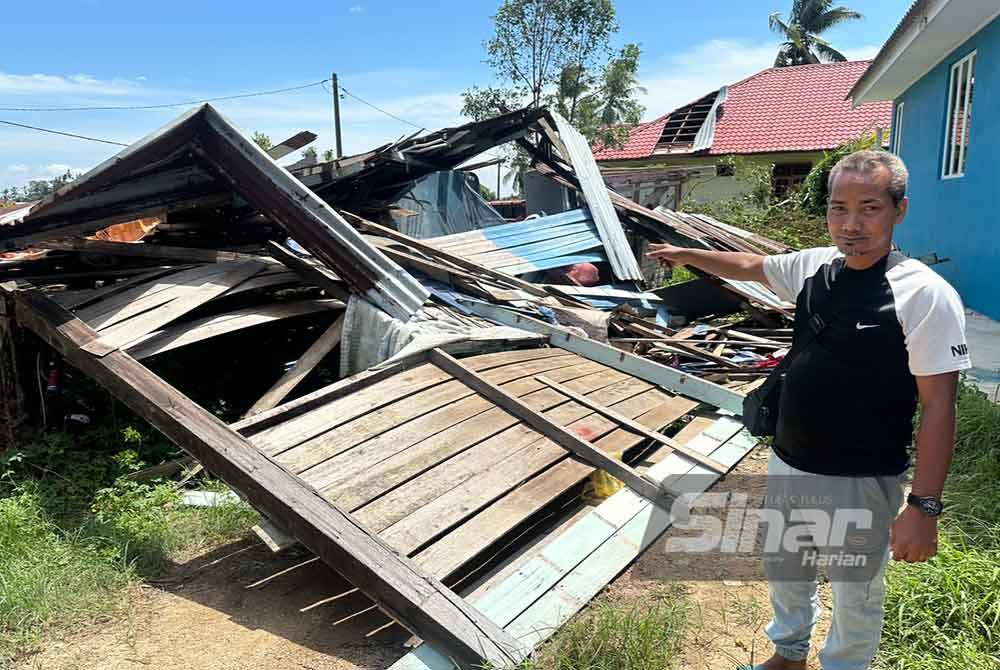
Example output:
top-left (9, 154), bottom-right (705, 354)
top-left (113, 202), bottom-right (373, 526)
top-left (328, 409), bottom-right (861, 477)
top-left (797, 133), bottom-right (880, 216)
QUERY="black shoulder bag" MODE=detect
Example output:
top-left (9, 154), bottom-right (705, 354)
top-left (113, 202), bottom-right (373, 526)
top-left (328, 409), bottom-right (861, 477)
top-left (742, 264), bottom-right (839, 437)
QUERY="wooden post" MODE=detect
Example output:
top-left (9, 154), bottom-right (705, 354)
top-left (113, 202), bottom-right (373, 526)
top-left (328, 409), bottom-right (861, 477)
top-left (9, 288), bottom-right (526, 668)
top-left (332, 72), bottom-right (343, 160)
top-left (0, 291), bottom-right (25, 450)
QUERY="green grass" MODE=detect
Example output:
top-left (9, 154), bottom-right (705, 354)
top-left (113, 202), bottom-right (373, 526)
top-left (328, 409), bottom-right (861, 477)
top-left (0, 490), bottom-right (137, 664)
top-left (875, 381), bottom-right (1000, 669)
top-left (516, 587), bottom-right (689, 670)
top-left (0, 426), bottom-right (258, 665)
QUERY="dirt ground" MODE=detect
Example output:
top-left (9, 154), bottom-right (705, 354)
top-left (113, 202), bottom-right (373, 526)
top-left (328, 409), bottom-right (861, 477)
top-left (18, 444), bottom-right (834, 670)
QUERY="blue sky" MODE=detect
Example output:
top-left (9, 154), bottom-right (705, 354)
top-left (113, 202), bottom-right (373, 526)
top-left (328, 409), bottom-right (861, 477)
top-left (1, 0), bottom-right (911, 195)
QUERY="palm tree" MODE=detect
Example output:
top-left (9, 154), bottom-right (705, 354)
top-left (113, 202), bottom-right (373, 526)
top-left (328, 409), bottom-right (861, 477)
top-left (597, 44), bottom-right (646, 126)
top-left (769, 0), bottom-right (862, 67)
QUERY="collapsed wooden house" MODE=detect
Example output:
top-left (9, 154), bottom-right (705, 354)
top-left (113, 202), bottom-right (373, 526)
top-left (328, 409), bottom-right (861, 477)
top-left (0, 104), bottom-right (769, 668)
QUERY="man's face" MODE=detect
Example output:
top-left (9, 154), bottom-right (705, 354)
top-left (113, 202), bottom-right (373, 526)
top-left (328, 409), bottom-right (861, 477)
top-left (827, 166), bottom-right (907, 261)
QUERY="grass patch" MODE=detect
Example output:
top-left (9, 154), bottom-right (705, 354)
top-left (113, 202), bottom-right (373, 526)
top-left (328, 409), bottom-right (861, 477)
top-left (876, 381), bottom-right (1000, 669)
top-left (517, 587), bottom-right (689, 670)
top-left (0, 490), bottom-right (136, 664)
top-left (0, 426), bottom-right (258, 665)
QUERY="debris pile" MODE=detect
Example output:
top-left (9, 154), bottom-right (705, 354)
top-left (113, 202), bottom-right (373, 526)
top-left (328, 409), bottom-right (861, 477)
top-left (0, 104), bottom-right (785, 668)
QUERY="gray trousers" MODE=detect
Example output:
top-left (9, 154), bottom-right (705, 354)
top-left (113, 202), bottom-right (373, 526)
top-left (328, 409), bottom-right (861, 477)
top-left (762, 452), bottom-right (906, 670)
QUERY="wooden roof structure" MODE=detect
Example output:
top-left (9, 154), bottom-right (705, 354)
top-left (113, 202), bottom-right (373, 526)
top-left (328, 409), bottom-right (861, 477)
top-left (0, 102), bottom-right (770, 668)
top-left (0, 104), bottom-right (428, 321)
top-left (0, 263), bottom-right (752, 666)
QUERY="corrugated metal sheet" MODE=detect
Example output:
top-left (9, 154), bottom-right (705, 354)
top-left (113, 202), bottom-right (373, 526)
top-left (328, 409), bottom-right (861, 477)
top-left (428, 208), bottom-right (606, 276)
top-left (548, 112), bottom-right (643, 282)
top-left (691, 86), bottom-right (727, 152)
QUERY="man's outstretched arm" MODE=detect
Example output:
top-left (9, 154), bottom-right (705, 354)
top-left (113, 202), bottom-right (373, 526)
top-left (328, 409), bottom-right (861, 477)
top-left (646, 243), bottom-right (770, 284)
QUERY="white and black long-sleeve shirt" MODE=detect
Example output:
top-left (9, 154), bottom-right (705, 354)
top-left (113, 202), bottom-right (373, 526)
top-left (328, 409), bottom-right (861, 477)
top-left (762, 248), bottom-right (971, 476)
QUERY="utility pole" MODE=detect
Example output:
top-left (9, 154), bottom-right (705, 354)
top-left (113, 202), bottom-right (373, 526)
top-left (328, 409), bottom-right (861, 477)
top-left (331, 72), bottom-right (343, 159)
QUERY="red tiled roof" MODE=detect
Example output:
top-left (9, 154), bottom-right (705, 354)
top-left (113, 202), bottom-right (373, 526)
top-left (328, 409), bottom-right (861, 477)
top-left (592, 115), bottom-right (670, 161)
top-left (594, 61), bottom-right (893, 161)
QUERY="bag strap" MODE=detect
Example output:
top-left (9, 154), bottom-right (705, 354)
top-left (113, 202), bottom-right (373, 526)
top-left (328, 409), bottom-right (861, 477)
top-left (755, 259), bottom-right (841, 394)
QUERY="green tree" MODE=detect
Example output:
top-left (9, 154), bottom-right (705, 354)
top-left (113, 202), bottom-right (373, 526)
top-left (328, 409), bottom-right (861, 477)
top-left (462, 0), bottom-right (643, 141)
top-left (769, 0), bottom-right (862, 66)
top-left (1, 170), bottom-right (78, 202)
top-left (300, 147), bottom-right (318, 162)
top-left (464, 0), bottom-right (617, 118)
top-left (463, 0), bottom-right (645, 190)
top-left (479, 183), bottom-right (497, 201)
top-left (251, 132), bottom-right (272, 151)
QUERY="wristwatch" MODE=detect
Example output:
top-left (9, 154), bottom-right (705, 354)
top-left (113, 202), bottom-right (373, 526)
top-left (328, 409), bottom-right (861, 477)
top-left (907, 493), bottom-right (944, 517)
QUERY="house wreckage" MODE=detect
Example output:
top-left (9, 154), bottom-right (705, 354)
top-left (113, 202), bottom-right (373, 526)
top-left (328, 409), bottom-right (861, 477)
top-left (0, 104), bottom-right (796, 668)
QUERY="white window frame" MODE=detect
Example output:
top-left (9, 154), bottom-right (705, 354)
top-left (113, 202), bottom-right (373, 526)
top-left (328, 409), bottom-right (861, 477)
top-left (892, 102), bottom-right (904, 154)
top-left (941, 50), bottom-right (976, 179)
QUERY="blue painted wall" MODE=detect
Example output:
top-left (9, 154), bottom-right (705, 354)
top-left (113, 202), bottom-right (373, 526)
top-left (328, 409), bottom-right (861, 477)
top-left (893, 15), bottom-right (1000, 318)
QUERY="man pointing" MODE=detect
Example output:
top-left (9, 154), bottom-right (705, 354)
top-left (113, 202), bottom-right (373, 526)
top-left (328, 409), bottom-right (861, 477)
top-left (647, 150), bottom-right (970, 670)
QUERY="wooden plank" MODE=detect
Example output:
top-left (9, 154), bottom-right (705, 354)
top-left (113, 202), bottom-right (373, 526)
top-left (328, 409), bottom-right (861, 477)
top-left (621, 320), bottom-right (740, 368)
top-left (266, 240), bottom-right (350, 302)
top-left (273, 353), bottom-right (587, 472)
top-left (505, 424), bottom-right (755, 648)
top-left (361, 380), bottom-right (663, 553)
top-left (197, 106), bottom-right (429, 320)
top-left (232, 347), bottom-right (570, 438)
top-left (427, 349), bottom-right (668, 504)
top-left (459, 299), bottom-right (746, 414)
top-left (10, 287), bottom-right (525, 668)
top-left (387, 417), bottom-right (755, 670)
top-left (253, 517), bottom-right (297, 553)
top-left (534, 375), bottom-right (727, 474)
top-left (88, 261), bottom-right (265, 351)
top-left (243, 313), bottom-right (346, 417)
top-left (124, 299), bottom-right (342, 359)
top-left (307, 363), bottom-right (622, 507)
top-left (77, 262), bottom-right (238, 329)
top-left (35, 238), bottom-right (271, 264)
top-left (56, 266), bottom-right (195, 311)
top-left (410, 392), bottom-right (699, 580)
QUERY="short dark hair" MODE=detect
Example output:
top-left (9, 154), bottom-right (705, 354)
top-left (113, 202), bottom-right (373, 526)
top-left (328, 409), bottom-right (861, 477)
top-left (828, 149), bottom-right (908, 206)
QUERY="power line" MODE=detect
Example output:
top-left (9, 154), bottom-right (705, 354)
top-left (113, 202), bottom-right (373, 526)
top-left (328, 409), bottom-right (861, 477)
top-left (336, 84), bottom-right (423, 130)
top-left (0, 79), bottom-right (329, 113)
top-left (0, 119), bottom-right (128, 146)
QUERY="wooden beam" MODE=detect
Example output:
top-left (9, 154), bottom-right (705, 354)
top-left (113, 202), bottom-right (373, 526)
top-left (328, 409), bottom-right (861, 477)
top-left (266, 241), bottom-right (350, 302)
top-left (244, 314), bottom-right (346, 417)
top-left (9, 288), bottom-right (526, 668)
top-left (458, 298), bottom-right (746, 415)
top-left (266, 131), bottom-right (317, 160)
top-left (426, 348), bottom-right (670, 504)
top-left (124, 299), bottom-right (342, 360)
top-left (35, 238), bottom-right (271, 265)
top-left (534, 375), bottom-right (727, 474)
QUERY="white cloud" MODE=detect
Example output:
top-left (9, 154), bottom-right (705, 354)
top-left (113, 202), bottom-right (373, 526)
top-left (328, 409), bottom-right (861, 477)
top-left (637, 39), bottom-right (780, 119)
top-left (349, 5), bottom-right (363, 13)
top-left (0, 71), bottom-right (143, 97)
top-left (7, 164), bottom-right (29, 172)
top-left (43, 163), bottom-right (74, 176)
top-left (636, 39), bottom-right (884, 120)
